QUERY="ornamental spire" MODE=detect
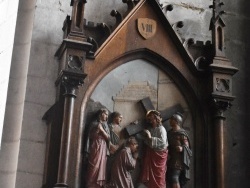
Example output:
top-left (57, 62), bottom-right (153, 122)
top-left (210, 0), bottom-right (225, 19)
top-left (68, 0), bottom-right (87, 41)
top-left (209, 0), bottom-right (226, 57)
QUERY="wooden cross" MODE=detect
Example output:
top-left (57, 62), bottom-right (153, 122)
top-left (124, 97), bottom-right (184, 136)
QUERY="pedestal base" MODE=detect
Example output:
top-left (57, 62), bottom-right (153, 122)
top-left (53, 183), bottom-right (69, 188)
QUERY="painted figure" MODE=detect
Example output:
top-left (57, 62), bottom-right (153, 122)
top-left (108, 136), bottom-right (139, 188)
top-left (86, 108), bottom-right (110, 188)
top-left (109, 111), bottom-right (123, 154)
top-left (167, 113), bottom-right (192, 188)
top-left (140, 110), bottom-right (168, 188)
top-left (106, 111), bottom-right (123, 181)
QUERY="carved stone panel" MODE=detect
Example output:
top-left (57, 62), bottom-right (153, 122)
top-left (86, 59), bottom-right (193, 187)
top-left (157, 70), bottom-right (188, 111)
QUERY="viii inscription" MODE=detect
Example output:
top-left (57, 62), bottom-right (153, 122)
top-left (137, 18), bottom-right (157, 39)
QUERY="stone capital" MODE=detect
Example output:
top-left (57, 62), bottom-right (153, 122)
top-left (212, 98), bottom-right (231, 119)
top-left (55, 69), bottom-right (87, 97)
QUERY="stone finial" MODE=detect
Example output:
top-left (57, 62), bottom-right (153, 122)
top-left (68, 0), bottom-right (87, 41)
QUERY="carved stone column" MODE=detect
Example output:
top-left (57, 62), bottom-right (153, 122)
top-left (212, 99), bottom-right (231, 188)
top-left (54, 70), bottom-right (86, 188)
top-left (210, 63), bottom-right (238, 188)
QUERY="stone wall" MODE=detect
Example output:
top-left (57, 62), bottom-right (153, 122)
top-left (223, 1), bottom-right (250, 187)
top-left (15, 1), bottom-right (71, 187)
top-left (0, 0), bottom-right (19, 146)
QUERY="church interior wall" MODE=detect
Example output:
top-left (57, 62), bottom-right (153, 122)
top-left (222, 1), bottom-right (250, 187)
top-left (0, 0), bottom-right (249, 187)
top-left (14, 1), bottom-right (71, 187)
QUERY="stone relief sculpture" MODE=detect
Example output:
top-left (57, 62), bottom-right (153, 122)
top-left (140, 110), bottom-right (168, 188)
top-left (84, 107), bottom-right (192, 188)
top-left (86, 108), bottom-right (110, 188)
top-left (86, 76), bottom-right (192, 187)
top-left (167, 113), bottom-right (192, 188)
top-left (108, 111), bottom-right (123, 154)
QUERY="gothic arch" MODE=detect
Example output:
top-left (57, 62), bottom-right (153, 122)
top-left (78, 49), bottom-right (208, 187)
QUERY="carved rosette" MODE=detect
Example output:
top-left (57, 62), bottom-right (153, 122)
top-left (67, 55), bottom-right (83, 70)
top-left (215, 78), bottom-right (230, 93)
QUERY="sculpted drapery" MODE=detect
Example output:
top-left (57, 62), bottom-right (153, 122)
top-left (86, 109), bottom-right (110, 188)
top-left (140, 110), bottom-right (168, 188)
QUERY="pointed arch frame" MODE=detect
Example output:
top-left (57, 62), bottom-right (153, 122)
top-left (76, 49), bottom-right (209, 187)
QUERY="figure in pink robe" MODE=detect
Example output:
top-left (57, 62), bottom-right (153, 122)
top-left (86, 108), bottom-right (110, 188)
top-left (108, 136), bottom-right (138, 188)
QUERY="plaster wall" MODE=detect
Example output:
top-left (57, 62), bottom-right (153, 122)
top-left (84, 0), bottom-right (126, 28)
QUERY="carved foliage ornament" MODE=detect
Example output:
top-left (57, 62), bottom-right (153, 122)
top-left (215, 78), bottom-right (230, 93)
top-left (137, 18), bottom-right (157, 39)
top-left (68, 55), bottom-right (83, 70)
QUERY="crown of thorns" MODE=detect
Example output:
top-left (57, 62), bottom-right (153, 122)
top-left (146, 110), bottom-right (163, 124)
top-left (146, 110), bottom-right (161, 118)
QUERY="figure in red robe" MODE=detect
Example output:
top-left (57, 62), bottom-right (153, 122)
top-left (140, 110), bottom-right (168, 188)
